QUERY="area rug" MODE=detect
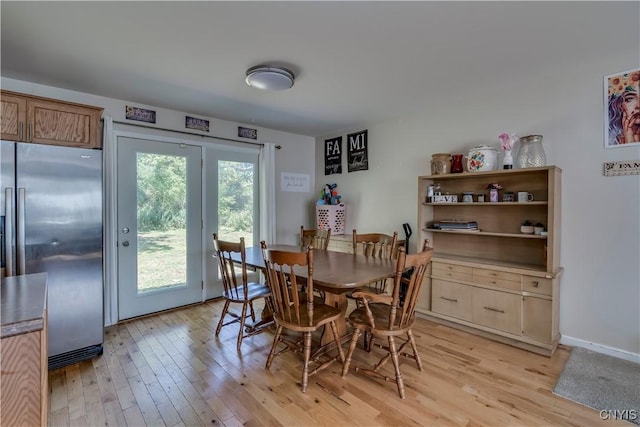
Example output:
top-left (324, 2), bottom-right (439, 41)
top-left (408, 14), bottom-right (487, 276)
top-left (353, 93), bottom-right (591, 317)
top-left (553, 347), bottom-right (640, 425)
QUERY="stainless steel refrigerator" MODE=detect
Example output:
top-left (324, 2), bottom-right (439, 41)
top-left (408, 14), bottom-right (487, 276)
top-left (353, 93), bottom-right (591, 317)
top-left (1, 140), bottom-right (103, 369)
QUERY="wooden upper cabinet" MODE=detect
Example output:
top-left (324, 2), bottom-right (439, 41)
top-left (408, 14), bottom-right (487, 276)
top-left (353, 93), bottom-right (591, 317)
top-left (1, 90), bottom-right (103, 148)
top-left (1, 92), bottom-right (27, 141)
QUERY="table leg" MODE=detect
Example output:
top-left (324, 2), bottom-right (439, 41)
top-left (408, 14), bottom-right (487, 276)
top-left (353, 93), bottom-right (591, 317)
top-left (319, 289), bottom-right (348, 346)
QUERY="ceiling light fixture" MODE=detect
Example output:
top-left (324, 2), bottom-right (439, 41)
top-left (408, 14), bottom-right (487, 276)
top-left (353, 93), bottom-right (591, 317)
top-left (245, 65), bottom-right (295, 91)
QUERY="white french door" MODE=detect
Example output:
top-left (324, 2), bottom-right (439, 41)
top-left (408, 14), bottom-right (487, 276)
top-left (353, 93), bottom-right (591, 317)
top-left (203, 146), bottom-right (260, 299)
top-left (117, 137), bottom-right (202, 320)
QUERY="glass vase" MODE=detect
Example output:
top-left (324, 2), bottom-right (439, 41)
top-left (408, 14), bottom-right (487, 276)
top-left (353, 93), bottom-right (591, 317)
top-left (516, 135), bottom-right (546, 168)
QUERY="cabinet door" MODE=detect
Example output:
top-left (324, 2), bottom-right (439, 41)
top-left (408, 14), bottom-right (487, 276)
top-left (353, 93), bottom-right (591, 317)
top-left (0, 331), bottom-right (44, 426)
top-left (27, 98), bottom-right (102, 148)
top-left (471, 287), bottom-right (521, 335)
top-left (431, 279), bottom-right (472, 321)
top-left (1, 93), bottom-right (27, 141)
top-left (522, 296), bottom-right (552, 343)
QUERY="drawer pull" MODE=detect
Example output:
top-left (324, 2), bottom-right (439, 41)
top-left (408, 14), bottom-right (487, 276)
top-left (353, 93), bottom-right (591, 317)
top-left (440, 297), bottom-right (458, 303)
top-left (483, 306), bottom-right (505, 314)
top-left (532, 280), bottom-right (539, 287)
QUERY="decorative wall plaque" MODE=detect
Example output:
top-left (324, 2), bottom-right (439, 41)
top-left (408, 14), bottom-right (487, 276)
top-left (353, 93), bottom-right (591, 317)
top-left (125, 106), bottom-right (156, 123)
top-left (238, 126), bottom-right (257, 140)
top-left (604, 160), bottom-right (640, 176)
top-left (185, 116), bottom-right (209, 132)
top-left (347, 129), bottom-right (368, 172)
top-left (324, 136), bottom-right (342, 175)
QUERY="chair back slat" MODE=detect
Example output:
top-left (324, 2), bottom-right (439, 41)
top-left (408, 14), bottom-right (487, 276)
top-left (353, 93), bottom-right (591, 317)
top-left (352, 230), bottom-right (398, 259)
top-left (300, 226), bottom-right (331, 250)
top-left (261, 242), bottom-right (315, 327)
top-left (213, 234), bottom-right (248, 298)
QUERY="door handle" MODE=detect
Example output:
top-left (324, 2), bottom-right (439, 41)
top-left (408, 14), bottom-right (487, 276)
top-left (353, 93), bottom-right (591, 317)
top-left (17, 188), bottom-right (26, 275)
top-left (4, 188), bottom-right (14, 277)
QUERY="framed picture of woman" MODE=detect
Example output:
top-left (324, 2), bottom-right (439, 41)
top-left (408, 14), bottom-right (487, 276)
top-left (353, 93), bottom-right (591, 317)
top-left (605, 68), bottom-right (640, 148)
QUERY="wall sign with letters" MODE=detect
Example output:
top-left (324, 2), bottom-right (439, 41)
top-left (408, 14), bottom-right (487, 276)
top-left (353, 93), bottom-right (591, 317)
top-left (603, 160), bottom-right (640, 176)
top-left (125, 106), bottom-right (156, 123)
top-left (347, 129), bottom-right (368, 172)
top-left (324, 136), bottom-right (342, 175)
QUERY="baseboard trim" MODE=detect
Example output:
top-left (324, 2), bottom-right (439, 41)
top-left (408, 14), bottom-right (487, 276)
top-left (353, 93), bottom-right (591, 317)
top-left (560, 335), bottom-right (640, 364)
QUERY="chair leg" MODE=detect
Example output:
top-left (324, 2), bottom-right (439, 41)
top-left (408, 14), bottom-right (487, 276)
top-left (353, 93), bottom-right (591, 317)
top-left (388, 336), bottom-right (405, 399)
top-left (329, 321), bottom-right (345, 363)
top-left (302, 332), bottom-right (312, 393)
top-left (407, 329), bottom-right (423, 371)
top-left (265, 325), bottom-right (283, 370)
top-left (341, 327), bottom-right (362, 377)
top-left (248, 301), bottom-right (257, 322)
top-left (236, 303), bottom-right (248, 352)
top-left (216, 300), bottom-right (231, 336)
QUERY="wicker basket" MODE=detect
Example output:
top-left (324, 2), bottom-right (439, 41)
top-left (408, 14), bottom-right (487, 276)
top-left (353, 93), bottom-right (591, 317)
top-left (315, 203), bottom-right (346, 234)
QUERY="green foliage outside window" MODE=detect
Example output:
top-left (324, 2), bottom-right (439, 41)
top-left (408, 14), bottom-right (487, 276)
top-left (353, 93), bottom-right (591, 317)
top-left (135, 154), bottom-right (254, 234)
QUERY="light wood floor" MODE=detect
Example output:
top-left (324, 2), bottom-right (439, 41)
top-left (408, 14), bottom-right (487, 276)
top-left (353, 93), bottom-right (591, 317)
top-left (48, 300), bottom-right (626, 427)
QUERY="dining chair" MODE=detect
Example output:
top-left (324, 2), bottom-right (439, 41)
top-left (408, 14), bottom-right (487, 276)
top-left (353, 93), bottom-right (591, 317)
top-left (212, 233), bottom-right (272, 352)
top-left (341, 239), bottom-right (433, 399)
top-left (349, 230), bottom-right (400, 349)
top-left (349, 230), bottom-right (398, 296)
top-left (300, 225), bottom-right (332, 250)
top-left (260, 241), bottom-right (345, 393)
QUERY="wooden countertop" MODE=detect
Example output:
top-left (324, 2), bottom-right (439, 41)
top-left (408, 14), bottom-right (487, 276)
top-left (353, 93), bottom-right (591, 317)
top-left (1, 273), bottom-right (48, 338)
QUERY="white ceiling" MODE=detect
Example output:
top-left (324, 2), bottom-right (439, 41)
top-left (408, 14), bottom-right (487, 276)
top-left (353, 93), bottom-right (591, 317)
top-left (1, 1), bottom-right (634, 137)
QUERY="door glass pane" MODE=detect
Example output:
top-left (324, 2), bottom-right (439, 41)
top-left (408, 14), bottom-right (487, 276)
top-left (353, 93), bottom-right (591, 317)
top-left (136, 153), bottom-right (187, 293)
top-left (217, 160), bottom-right (254, 246)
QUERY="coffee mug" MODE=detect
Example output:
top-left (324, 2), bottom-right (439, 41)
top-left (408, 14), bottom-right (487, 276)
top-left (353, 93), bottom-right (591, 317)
top-left (462, 193), bottom-right (473, 203)
top-left (517, 192), bottom-right (534, 202)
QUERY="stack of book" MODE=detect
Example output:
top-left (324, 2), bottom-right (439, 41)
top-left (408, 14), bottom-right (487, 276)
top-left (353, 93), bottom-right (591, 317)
top-left (433, 220), bottom-right (479, 231)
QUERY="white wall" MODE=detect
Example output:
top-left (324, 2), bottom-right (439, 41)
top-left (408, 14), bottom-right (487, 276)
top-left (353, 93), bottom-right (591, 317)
top-left (315, 56), bottom-right (640, 359)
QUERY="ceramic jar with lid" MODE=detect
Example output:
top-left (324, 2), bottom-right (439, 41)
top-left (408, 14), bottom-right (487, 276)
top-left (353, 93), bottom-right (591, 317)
top-left (467, 145), bottom-right (497, 172)
top-left (430, 153), bottom-right (452, 175)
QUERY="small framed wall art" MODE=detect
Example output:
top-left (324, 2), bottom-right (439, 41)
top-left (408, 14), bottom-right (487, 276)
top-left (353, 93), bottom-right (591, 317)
top-left (185, 116), bottom-right (209, 132)
top-left (125, 106), bottom-right (156, 124)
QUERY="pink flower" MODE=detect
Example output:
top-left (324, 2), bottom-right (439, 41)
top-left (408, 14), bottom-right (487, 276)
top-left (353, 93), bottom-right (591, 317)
top-left (486, 183), bottom-right (503, 190)
top-left (499, 133), bottom-right (518, 151)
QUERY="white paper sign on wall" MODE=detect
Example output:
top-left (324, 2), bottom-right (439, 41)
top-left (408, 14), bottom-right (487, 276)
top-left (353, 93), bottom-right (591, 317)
top-left (281, 172), bottom-right (310, 192)
top-left (603, 160), bottom-right (640, 176)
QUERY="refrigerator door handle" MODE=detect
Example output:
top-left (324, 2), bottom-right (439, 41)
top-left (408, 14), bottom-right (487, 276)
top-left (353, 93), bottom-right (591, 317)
top-left (17, 188), bottom-right (26, 275)
top-left (4, 188), bottom-right (14, 277)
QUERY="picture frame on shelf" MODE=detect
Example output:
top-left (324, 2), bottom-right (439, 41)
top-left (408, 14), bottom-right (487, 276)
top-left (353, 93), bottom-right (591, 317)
top-left (604, 68), bottom-right (640, 148)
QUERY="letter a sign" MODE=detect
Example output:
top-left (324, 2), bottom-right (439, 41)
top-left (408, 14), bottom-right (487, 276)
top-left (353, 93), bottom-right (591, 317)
top-left (324, 136), bottom-right (342, 175)
top-left (347, 129), bottom-right (368, 172)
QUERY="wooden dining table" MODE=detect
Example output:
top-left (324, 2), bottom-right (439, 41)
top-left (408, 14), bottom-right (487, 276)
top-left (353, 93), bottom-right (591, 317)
top-left (236, 245), bottom-right (397, 346)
